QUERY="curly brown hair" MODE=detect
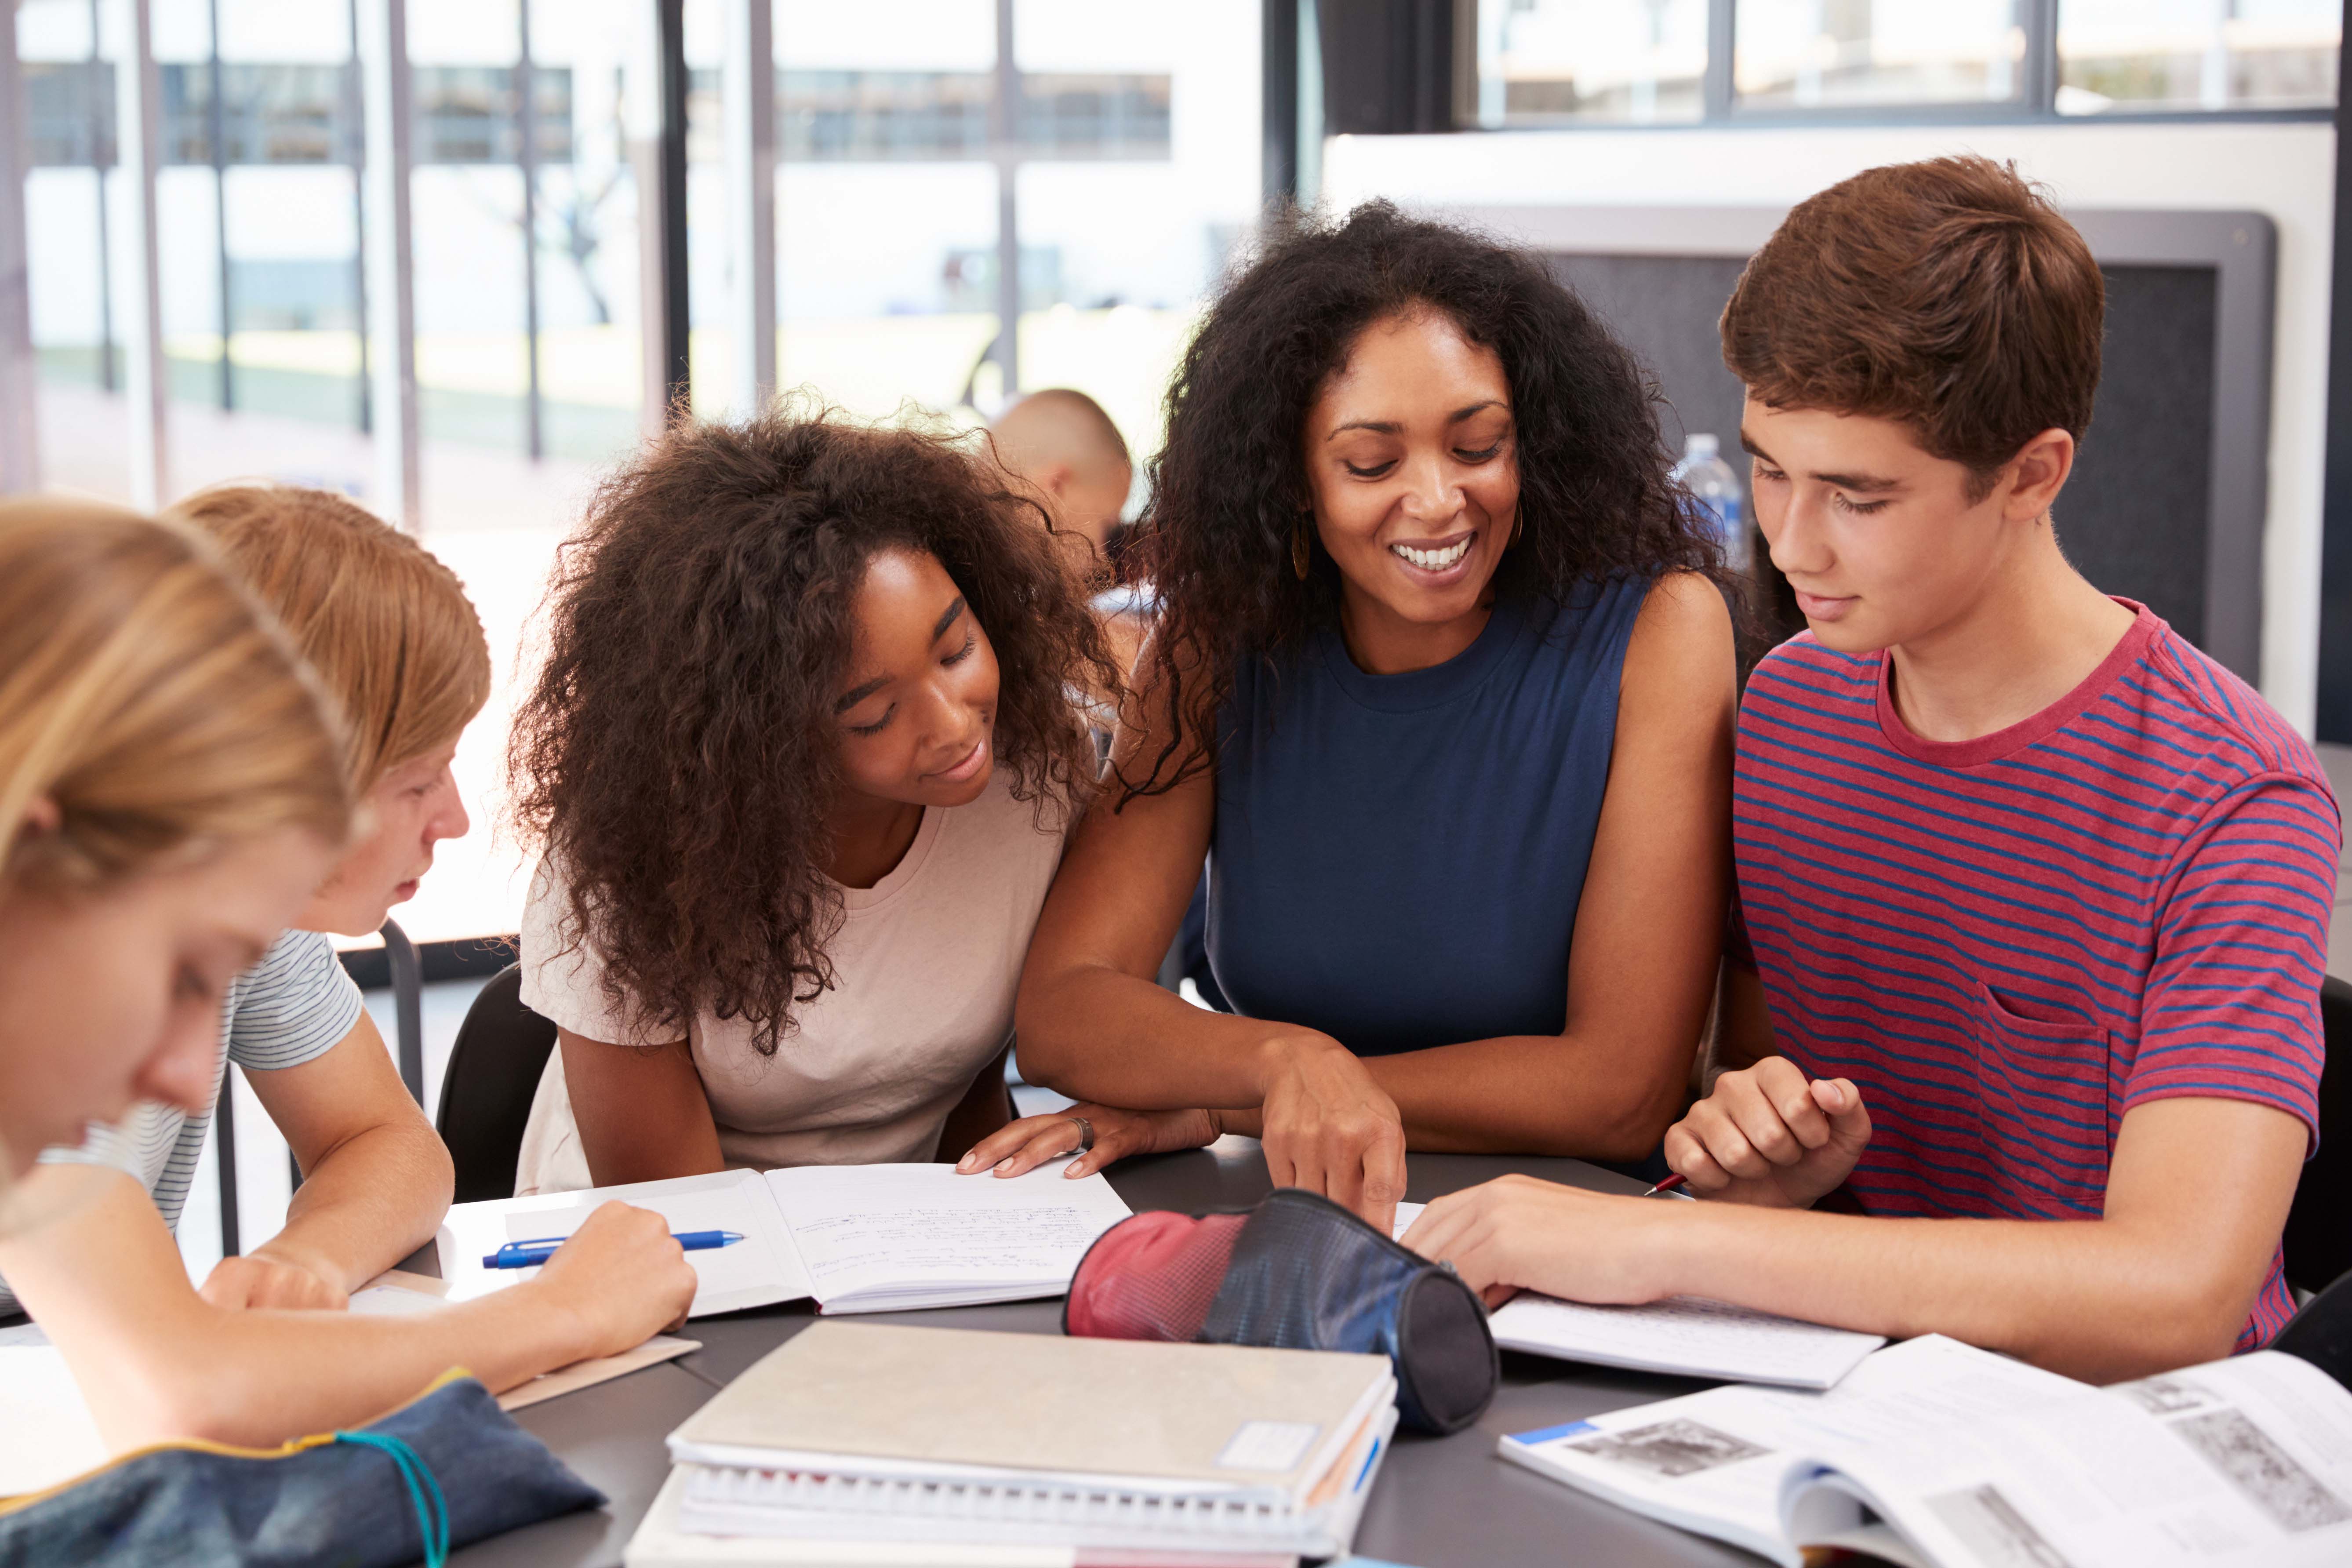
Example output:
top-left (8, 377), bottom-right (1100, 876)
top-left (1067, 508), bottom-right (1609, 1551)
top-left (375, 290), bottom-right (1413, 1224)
top-left (1122, 202), bottom-right (1725, 800)
top-left (509, 407), bottom-right (1115, 1055)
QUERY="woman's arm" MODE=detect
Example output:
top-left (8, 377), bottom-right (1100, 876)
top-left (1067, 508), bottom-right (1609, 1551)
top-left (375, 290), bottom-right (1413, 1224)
top-left (1347, 572), bottom-right (1736, 1159)
top-left (1021, 575), bottom-right (1731, 1203)
top-left (1015, 673), bottom-right (1408, 1227)
top-left (204, 1014), bottom-right (454, 1308)
top-left (0, 1169), bottom-right (696, 1448)
top-left (560, 1028), bottom-right (726, 1185)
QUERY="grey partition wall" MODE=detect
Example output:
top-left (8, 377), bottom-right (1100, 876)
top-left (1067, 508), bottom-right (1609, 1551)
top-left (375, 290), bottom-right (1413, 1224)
top-left (1443, 205), bottom-right (2276, 681)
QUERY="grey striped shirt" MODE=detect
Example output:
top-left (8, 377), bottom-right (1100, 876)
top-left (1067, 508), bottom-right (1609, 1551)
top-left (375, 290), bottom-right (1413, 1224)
top-left (0, 930), bottom-right (361, 1316)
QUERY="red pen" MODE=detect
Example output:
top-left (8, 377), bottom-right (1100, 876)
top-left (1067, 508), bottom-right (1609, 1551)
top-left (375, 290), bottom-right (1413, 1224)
top-left (1641, 1172), bottom-right (1688, 1198)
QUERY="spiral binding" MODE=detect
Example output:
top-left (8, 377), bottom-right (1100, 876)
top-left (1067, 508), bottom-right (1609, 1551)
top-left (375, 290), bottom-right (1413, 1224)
top-left (681, 1464), bottom-right (1289, 1538)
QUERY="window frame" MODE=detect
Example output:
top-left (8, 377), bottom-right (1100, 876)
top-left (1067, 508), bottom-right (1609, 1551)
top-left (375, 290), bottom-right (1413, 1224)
top-left (1470, 0), bottom-right (2337, 131)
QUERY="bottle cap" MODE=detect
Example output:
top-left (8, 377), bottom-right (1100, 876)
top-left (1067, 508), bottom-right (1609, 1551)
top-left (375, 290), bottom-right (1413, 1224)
top-left (1685, 433), bottom-right (1719, 458)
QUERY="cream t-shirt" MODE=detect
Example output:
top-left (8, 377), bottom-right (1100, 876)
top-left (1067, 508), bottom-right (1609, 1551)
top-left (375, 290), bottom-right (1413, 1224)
top-left (514, 773), bottom-right (1070, 1194)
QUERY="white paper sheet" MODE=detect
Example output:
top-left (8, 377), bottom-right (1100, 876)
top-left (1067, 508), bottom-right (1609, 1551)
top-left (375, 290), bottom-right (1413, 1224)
top-left (765, 1161), bottom-right (1131, 1312)
top-left (1487, 1292), bottom-right (1885, 1390)
top-left (439, 1168), bottom-right (813, 1317)
top-left (0, 1345), bottom-right (109, 1496)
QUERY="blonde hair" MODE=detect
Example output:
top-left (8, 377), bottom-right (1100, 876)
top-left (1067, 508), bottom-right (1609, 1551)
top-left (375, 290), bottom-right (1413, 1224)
top-left (168, 483), bottom-right (492, 792)
top-left (0, 498), bottom-right (353, 894)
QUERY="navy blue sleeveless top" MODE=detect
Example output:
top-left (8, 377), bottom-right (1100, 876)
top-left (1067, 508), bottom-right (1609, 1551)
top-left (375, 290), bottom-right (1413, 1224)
top-left (1206, 577), bottom-right (1648, 1057)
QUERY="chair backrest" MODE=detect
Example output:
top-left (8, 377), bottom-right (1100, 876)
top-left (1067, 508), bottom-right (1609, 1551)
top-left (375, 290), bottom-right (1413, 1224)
top-left (2284, 975), bottom-right (2352, 1296)
top-left (433, 964), bottom-right (558, 1204)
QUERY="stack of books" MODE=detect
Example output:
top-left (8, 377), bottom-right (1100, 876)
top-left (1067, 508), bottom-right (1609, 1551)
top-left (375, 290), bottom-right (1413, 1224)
top-left (625, 1321), bottom-right (1400, 1567)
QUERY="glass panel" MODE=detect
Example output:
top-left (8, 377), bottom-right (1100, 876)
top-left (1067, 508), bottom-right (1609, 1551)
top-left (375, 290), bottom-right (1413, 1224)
top-left (1010, 0), bottom-right (1255, 461)
top-left (2058, 0), bottom-right (2338, 114)
top-left (1734, 0), bottom-right (2027, 109)
top-left (17, 0), bottom-right (127, 497)
top-left (396, 0), bottom-right (649, 949)
top-left (1472, 0), bottom-right (1709, 126)
top-left (766, 0), bottom-right (1001, 425)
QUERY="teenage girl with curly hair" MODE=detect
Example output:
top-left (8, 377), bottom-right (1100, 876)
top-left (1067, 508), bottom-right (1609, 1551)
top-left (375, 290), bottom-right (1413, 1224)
top-left (508, 408), bottom-right (1119, 1192)
top-left (972, 204), bottom-right (1740, 1230)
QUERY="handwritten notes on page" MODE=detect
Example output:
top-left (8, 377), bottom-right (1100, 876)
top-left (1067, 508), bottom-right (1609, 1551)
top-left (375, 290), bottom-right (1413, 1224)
top-left (765, 1160), bottom-right (1134, 1313)
top-left (439, 1168), bottom-right (814, 1317)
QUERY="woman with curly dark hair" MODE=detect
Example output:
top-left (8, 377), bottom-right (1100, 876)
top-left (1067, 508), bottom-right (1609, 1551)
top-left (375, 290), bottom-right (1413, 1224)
top-left (505, 409), bottom-right (1120, 1192)
top-left (971, 204), bottom-right (1739, 1229)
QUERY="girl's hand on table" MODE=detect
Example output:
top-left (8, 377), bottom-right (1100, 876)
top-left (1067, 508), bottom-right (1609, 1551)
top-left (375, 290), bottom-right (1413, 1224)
top-left (956, 1104), bottom-right (1221, 1180)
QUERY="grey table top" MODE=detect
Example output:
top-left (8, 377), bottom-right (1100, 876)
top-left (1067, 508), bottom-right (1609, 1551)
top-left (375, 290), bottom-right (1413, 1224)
top-left (447, 1139), bottom-right (1761, 1568)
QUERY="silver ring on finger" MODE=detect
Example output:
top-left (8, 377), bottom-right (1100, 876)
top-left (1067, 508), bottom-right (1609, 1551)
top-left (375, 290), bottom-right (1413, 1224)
top-left (1066, 1116), bottom-right (1094, 1154)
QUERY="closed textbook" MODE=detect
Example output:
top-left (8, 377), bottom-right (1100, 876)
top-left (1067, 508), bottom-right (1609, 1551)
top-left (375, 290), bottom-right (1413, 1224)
top-left (649, 1322), bottom-right (1399, 1559)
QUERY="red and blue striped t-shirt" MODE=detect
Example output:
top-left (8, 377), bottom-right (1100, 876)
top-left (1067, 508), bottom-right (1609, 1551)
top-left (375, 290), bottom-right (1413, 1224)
top-left (1732, 603), bottom-right (2339, 1348)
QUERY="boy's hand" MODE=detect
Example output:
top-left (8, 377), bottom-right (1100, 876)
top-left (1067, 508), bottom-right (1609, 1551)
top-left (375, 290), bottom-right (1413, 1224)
top-left (1663, 1059), bottom-right (1869, 1208)
top-left (200, 1248), bottom-right (349, 1311)
top-left (1400, 1176), bottom-right (1677, 1309)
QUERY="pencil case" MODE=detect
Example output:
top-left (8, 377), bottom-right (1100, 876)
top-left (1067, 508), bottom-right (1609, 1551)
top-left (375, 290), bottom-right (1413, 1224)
top-left (0, 1368), bottom-right (601, 1567)
top-left (1064, 1187), bottom-right (1497, 1434)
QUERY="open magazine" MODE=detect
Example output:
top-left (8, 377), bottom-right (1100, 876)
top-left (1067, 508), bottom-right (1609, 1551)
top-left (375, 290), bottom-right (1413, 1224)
top-left (1502, 1333), bottom-right (2352, 1568)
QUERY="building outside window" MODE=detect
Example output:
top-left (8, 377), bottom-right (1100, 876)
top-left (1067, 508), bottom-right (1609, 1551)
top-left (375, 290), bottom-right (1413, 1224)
top-left (1470, 0), bottom-right (2340, 124)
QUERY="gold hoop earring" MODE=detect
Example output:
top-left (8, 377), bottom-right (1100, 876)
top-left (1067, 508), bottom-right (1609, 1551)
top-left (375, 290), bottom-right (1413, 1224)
top-left (1291, 520), bottom-right (1313, 581)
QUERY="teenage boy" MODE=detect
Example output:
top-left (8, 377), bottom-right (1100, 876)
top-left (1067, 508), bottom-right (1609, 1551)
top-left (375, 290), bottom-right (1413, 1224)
top-left (1403, 156), bottom-right (2338, 1382)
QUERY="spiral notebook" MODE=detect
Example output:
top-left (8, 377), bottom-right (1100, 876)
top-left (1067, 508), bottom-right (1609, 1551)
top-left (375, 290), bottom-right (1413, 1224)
top-left (633, 1321), bottom-right (1400, 1562)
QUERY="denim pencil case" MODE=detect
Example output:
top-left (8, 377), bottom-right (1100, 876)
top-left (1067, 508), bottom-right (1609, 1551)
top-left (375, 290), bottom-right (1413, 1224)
top-left (0, 1368), bottom-right (602, 1567)
top-left (1065, 1187), bottom-right (1498, 1434)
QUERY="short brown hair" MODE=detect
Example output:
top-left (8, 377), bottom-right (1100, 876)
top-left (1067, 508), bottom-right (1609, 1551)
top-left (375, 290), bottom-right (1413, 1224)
top-left (1720, 156), bottom-right (2104, 491)
top-left (167, 483), bottom-right (491, 793)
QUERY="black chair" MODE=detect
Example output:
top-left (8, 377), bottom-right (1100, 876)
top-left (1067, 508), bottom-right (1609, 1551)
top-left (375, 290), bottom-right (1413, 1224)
top-left (2283, 975), bottom-right (2352, 1297)
top-left (433, 963), bottom-right (559, 1203)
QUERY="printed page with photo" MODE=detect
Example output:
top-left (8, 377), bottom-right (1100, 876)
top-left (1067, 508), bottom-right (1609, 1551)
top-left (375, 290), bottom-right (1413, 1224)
top-left (1501, 1335), bottom-right (2080, 1567)
top-left (1808, 1348), bottom-right (2352, 1568)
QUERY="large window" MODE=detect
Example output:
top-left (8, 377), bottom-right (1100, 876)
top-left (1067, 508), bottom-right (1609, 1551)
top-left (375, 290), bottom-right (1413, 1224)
top-left (9, 0), bottom-right (1262, 952)
top-left (1734, 1), bottom-right (2025, 110)
top-left (675, 0), bottom-right (1254, 462)
top-left (2058, 0), bottom-right (2340, 115)
top-left (1473, 0), bottom-right (2339, 124)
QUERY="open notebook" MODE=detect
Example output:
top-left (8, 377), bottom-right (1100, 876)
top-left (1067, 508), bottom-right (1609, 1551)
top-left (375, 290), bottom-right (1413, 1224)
top-left (1388, 1201), bottom-right (1882, 1390)
top-left (438, 1161), bottom-right (1133, 1317)
top-left (1501, 1332), bottom-right (2352, 1568)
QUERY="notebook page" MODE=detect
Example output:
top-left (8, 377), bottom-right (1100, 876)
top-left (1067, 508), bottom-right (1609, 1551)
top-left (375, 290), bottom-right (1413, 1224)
top-left (764, 1161), bottom-right (1131, 1311)
top-left (1488, 1292), bottom-right (1885, 1389)
top-left (438, 1167), bottom-right (812, 1316)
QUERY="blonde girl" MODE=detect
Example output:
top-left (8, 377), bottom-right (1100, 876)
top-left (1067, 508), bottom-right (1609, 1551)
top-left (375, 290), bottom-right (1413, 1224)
top-left (0, 486), bottom-right (693, 1452)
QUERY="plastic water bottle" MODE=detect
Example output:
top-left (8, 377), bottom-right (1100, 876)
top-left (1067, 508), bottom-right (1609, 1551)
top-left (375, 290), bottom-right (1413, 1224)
top-left (1671, 433), bottom-right (1750, 574)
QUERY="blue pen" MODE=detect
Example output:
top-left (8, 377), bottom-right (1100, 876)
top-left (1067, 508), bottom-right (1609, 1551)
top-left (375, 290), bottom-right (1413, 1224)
top-left (482, 1229), bottom-right (745, 1269)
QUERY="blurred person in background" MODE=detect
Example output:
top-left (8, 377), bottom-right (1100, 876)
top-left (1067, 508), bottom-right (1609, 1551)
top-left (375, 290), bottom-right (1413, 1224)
top-left (989, 388), bottom-right (1147, 678)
